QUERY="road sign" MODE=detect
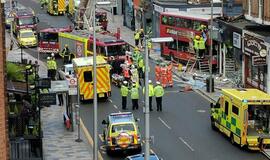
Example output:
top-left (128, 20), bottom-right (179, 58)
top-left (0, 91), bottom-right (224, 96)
top-left (76, 42), bottom-right (83, 57)
top-left (68, 78), bottom-right (77, 95)
top-left (50, 80), bottom-right (69, 93)
top-left (39, 93), bottom-right (56, 106)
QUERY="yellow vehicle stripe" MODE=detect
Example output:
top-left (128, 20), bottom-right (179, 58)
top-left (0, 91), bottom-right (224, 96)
top-left (58, 0), bottom-right (65, 12)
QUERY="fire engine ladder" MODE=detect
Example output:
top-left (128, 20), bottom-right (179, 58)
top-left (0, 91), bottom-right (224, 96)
top-left (77, 0), bottom-right (95, 29)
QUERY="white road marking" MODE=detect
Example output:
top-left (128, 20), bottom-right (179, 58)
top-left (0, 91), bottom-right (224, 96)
top-left (113, 104), bottom-right (118, 109)
top-left (158, 117), bottom-right (172, 130)
top-left (108, 99), bottom-right (113, 103)
top-left (197, 109), bottom-right (206, 113)
top-left (179, 137), bottom-right (195, 152)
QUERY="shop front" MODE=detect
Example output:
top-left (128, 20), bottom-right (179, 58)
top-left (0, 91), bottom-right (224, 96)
top-left (243, 30), bottom-right (268, 91)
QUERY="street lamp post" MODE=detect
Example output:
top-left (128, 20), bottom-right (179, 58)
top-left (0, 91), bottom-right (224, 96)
top-left (144, 37), bottom-right (173, 160)
top-left (209, 0), bottom-right (214, 93)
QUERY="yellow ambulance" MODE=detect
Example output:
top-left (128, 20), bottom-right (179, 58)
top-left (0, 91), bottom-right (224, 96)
top-left (47, 0), bottom-right (66, 15)
top-left (211, 88), bottom-right (270, 150)
top-left (72, 56), bottom-right (111, 100)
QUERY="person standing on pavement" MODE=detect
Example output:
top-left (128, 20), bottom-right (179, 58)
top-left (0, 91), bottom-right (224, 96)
top-left (121, 81), bottom-right (129, 110)
top-left (130, 83), bottom-right (139, 110)
top-left (134, 29), bottom-right (140, 47)
top-left (47, 57), bottom-right (52, 78)
top-left (143, 80), bottom-right (154, 111)
top-left (154, 81), bottom-right (165, 111)
top-left (51, 58), bottom-right (57, 80)
top-left (56, 71), bottom-right (64, 106)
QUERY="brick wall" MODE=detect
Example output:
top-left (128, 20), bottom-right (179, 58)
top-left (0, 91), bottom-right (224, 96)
top-left (0, 3), bottom-right (9, 160)
top-left (243, 0), bottom-right (270, 24)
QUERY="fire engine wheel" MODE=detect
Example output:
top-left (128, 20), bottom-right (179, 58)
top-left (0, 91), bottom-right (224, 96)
top-left (230, 134), bottom-right (235, 145)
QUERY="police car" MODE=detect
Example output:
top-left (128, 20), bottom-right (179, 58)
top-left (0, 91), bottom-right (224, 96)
top-left (102, 112), bottom-right (142, 154)
top-left (17, 29), bottom-right (37, 47)
top-left (125, 153), bottom-right (161, 160)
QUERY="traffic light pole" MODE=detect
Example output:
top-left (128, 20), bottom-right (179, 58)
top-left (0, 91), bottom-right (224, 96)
top-left (209, 0), bottom-right (213, 93)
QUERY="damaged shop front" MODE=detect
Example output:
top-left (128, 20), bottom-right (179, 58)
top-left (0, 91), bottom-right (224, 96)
top-left (243, 29), bottom-right (270, 92)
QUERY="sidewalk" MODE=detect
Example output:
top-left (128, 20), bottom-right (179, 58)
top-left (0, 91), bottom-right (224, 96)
top-left (6, 33), bottom-right (93, 160)
top-left (105, 10), bottom-right (234, 103)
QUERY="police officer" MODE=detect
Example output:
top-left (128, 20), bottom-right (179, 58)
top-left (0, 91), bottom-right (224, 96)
top-left (47, 57), bottom-right (52, 78)
top-left (134, 29), bottom-right (140, 46)
top-left (139, 29), bottom-right (144, 48)
top-left (198, 36), bottom-right (206, 58)
top-left (193, 35), bottom-right (200, 58)
top-left (154, 81), bottom-right (164, 111)
top-left (143, 80), bottom-right (154, 111)
top-left (130, 83), bottom-right (139, 110)
top-left (121, 81), bottom-right (129, 110)
top-left (61, 44), bottom-right (70, 64)
top-left (51, 58), bottom-right (57, 80)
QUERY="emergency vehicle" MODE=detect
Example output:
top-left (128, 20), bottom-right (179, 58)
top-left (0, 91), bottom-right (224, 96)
top-left (211, 89), bottom-right (270, 151)
top-left (38, 26), bottom-right (72, 54)
top-left (17, 29), bottom-right (38, 47)
top-left (12, 8), bottom-right (39, 35)
top-left (102, 112), bottom-right (142, 154)
top-left (66, 0), bottom-right (80, 22)
top-left (47, 0), bottom-right (66, 15)
top-left (59, 30), bottom-right (128, 73)
top-left (72, 56), bottom-right (111, 100)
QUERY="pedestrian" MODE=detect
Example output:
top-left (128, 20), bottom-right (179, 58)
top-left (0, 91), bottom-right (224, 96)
top-left (130, 83), bottom-right (139, 110)
top-left (121, 81), bottom-right (129, 110)
top-left (51, 58), bottom-right (57, 80)
top-left (139, 29), bottom-right (144, 48)
top-left (143, 80), bottom-right (154, 111)
top-left (61, 44), bottom-right (70, 64)
top-left (56, 71), bottom-right (64, 106)
top-left (154, 81), bottom-right (164, 111)
top-left (134, 29), bottom-right (140, 47)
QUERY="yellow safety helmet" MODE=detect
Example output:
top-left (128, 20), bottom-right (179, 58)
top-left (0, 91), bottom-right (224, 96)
top-left (195, 35), bottom-right (200, 40)
top-left (140, 29), bottom-right (143, 32)
top-left (65, 44), bottom-right (68, 47)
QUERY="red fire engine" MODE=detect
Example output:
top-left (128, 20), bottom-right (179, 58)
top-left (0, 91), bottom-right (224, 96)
top-left (38, 26), bottom-right (72, 54)
top-left (96, 11), bottom-right (108, 31)
top-left (12, 8), bottom-right (39, 35)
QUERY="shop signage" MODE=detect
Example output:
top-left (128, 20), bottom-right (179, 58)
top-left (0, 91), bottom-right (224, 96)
top-left (166, 28), bottom-right (194, 39)
top-left (39, 93), bottom-right (56, 106)
top-left (244, 33), bottom-right (267, 56)
top-left (252, 56), bottom-right (267, 66)
top-left (233, 32), bottom-right (241, 49)
top-left (50, 80), bottom-right (69, 93)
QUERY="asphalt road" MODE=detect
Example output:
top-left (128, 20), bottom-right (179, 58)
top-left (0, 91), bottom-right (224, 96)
top-left (16, 1), bottom-right (268, 159)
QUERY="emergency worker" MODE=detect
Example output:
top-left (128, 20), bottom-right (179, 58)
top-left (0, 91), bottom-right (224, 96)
top-left (47, 57), bottom-right (52, 78)
top-left (154, 81), bottom-right (164, 111)
top-left (147, 40), bottom-right (152, 56)
top-left (143, 80), bottom-right (154, 111)
top-left (121, 81), bottom-right (129, 110)
top-left (139, 29), bottom-right (144, 48)
top-left (51, 53), bottom-right (55, 60)
top-left (132, 47), bottom-right (140, 65)
top-left (193, 35), bottom-right (200, 58)
top-left (130, 65), bottom-right (139, 84)
top-left (138, 58), bottom-right (144, 79)
top-left (130, 83), bottom-right (139, 110)
top-left (51, 58), bottom-right (57, 80)
top-left (61, 44), bottom-right (70, 64)
top-left (134, 29), bottom-right (140, 46)
top-left (198, 36), bottom-right (206, 58)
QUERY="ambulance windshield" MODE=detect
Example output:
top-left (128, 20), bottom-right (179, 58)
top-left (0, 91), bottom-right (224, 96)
top-left (248, 105), bottom-right (270, 136)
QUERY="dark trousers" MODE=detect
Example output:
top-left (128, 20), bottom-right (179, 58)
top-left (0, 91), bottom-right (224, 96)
top-left (58, 94), bottom-right (63, 106)
top-left (132, 99), bottom-right (139, 110)
top-left (135, 39), bottom-right (139, 46)
top-left (122, 96), bottom-right (127, 109)
top-left (64, 56), bottom-right (69, 64)
top-left (149, 96), bottom-right (153, 111)
top-left (156, 97), bottom-right (162, 111)
top-left (199, 49), bottom-right (205, 58)
top-left (51, 69), bottom-right (56, 80)
top-left (47, 69), bottom-right (52, 78)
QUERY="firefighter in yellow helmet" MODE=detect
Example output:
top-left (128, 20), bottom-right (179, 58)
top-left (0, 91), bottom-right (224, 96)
top-left (198, 36), bottom-right (206, 58)
top-left (193, 35), bottom-right (200, 58)
top-left (134, 29), bottom-right (140, 46)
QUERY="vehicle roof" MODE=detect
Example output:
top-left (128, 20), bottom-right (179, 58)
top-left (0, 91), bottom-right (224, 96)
top-left (72, 56), bottom-right (107, 67)
top-left (109, 112), bottom-right (135, 124)
top-left (40, 27), bottom-right (72, 33)
top-left (127, 153), bottom-right (159, 160)
top-left (19, 29), bottom-right (34, 33)
top-left (65, 30), bottom-right (126, 44)
top-left (15, 8), bottom-right (34, 16)
top-left (222, 89), bottom-right (270, 101)
top-left (161, 11), bottom-right (219, 21)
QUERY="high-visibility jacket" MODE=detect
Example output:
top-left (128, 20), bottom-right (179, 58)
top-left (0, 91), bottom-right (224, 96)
top-left (130, 87), bottom-right (139, 99)
top-left (138, 58), bottom-right (144, 69)
top-left (130, 68), bottom-right (139, 83)
top-left (199, 38), bottom-right (206, 50)
top-left (121, 85), bottom-right (129, 97)
top-left (154, 85), bottom-right (164, 97)
top-left (147, 41), bottom-right (152, 49)
top-left (51, 60), bottom-right (57, 70)
top-left (143, 84), bottom-right (154, 97)
top-left (193, 39), bottom-right (199, 50)
top-left (47, 60), bottom-right (53, 70)
top-left (134, 32), bottom-right (140, 40)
